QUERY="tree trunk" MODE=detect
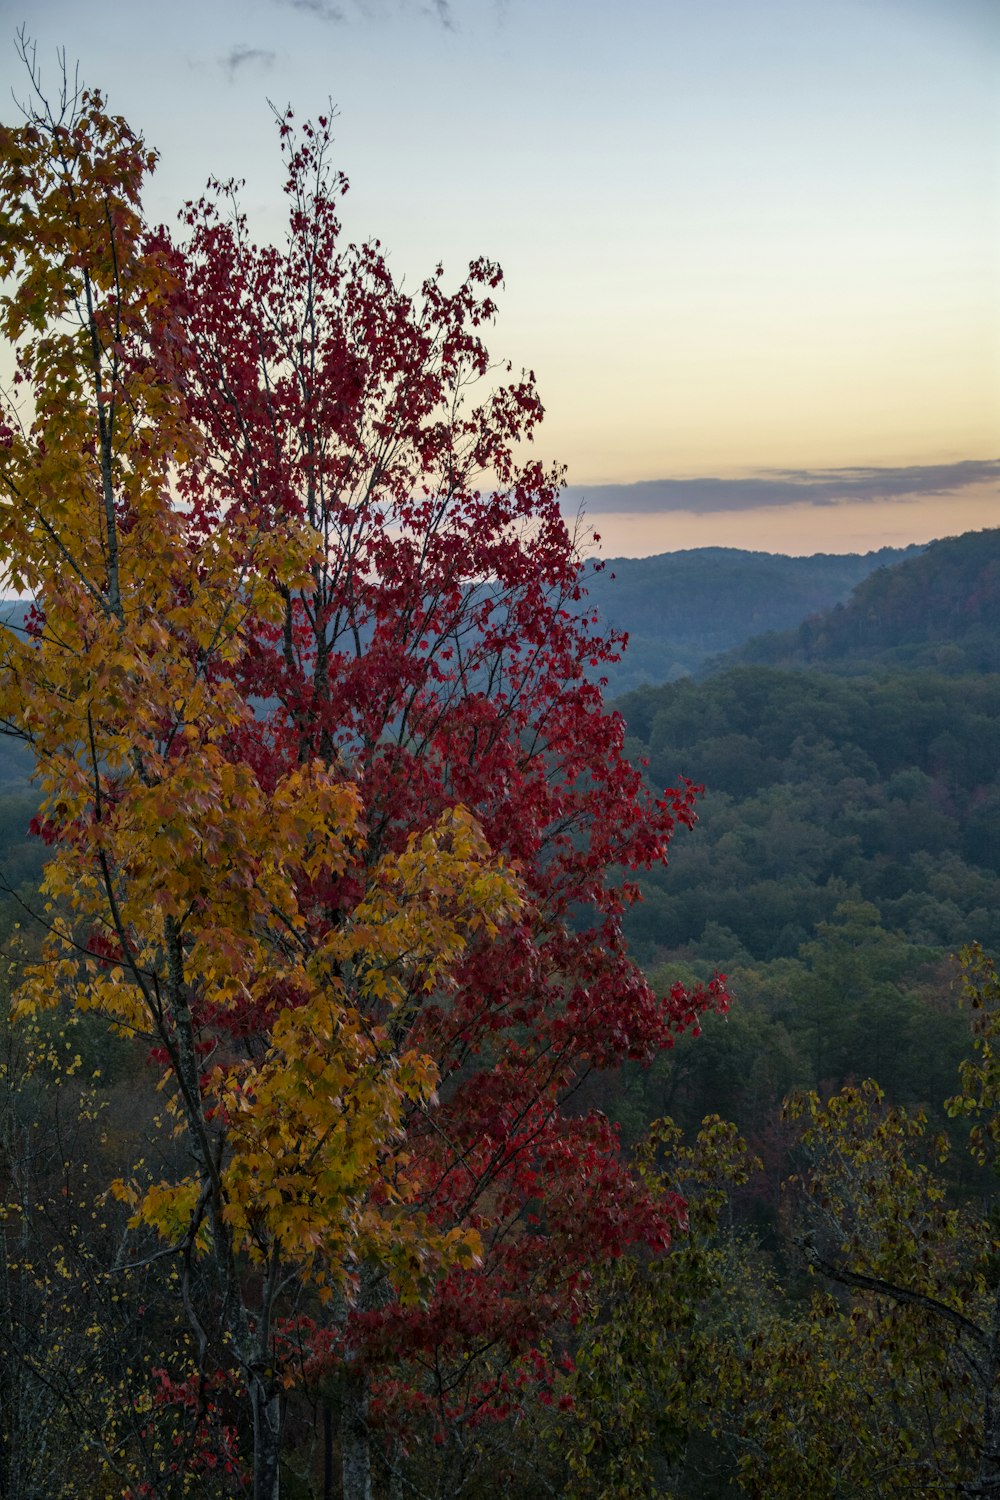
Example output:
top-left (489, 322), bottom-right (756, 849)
top-left (251, 1375), bottom-right (283, 1500)
top-left (340, 1360), bottom-right (371, 1500)
top-left (341, 1263), bottom-right (382, 1500)
top-left (323, 1400), bottom-right (334, 1500)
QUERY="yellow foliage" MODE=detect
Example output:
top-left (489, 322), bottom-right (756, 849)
top-left (0, 88), bottom-right (521, 1318)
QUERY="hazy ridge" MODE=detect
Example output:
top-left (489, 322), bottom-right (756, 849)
top-left (583, 541), bottom-right (924, 692)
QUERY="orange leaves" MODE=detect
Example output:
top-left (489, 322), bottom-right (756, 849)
top-left (268, 761), bottom-right (362, 888)
top-left (193, 806), bottom-right (520, 1297)
top-left (342, 805), bottom-right (522, 1009)
top-left (0, 80), bottom-right (522, 1332)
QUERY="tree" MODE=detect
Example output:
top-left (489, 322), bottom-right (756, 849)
top-left (0, 51), bottom-right (721, 1498)
top-left (711, 950), bottom-right (1000, 1498)
top-left (553, 1114), bottom-right (762, 1499)
top-left (152, 80), bottom-right (725, 1500)
top-left (0, 60), bottom-right (524, 1500)
top-left (535, 950), bottom-right (1000, 1498)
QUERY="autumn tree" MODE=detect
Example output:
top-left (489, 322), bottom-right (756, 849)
top-left (0, 55), bottom-right (528, 1500)
top-left (0, 45), bottom-right (722, 1499)
top-left (142, 72), bottom-right (724, 1500)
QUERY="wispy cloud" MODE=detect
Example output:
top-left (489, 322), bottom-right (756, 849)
top-left (561, 461), bottom-right (1000, 517)
top-left (270, 0), bottom-right (455, 26)
top-left (220, 45), bottom-right (277, 79)
top-left (279, 0), bottom-right (346, 20)
top-left (425, 0), bottom-right (456, 29)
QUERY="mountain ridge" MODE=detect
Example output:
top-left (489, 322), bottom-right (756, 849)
top-left (582, 541), bottom-right (925, 691)
top-left (720, 528), bottom-right (1000, 676)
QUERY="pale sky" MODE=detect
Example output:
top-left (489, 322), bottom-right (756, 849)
top-left (3, 0), bottom-right (997, 556)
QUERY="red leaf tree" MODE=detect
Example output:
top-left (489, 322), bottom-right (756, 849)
top-left (155, 111), bottom-right (724, 1493)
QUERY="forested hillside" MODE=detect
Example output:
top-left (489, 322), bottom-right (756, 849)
top-left (619, 665), bottom-right (1000, 963)
top-left (581, 542), bottom-right (921, 691)
top-left (602, 662), bottom-right (995, 1150)
top-left (607, 529), bottom-right (1000, 1127)
top-left (545, 537), bottom-right (1000, 1496)
top-left (731, 526), bottom-right (1000, 674)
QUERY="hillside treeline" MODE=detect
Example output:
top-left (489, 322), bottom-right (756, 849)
top-left (732, 527), bottom-right (1000, 675)
top-left (582, 542), bottom-right (919, 691)
top-left (620, 664), bottom-right (1000, 964)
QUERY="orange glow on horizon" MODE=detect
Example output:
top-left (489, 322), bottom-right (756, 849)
top-left (581, 486), bottom-right (999, 559)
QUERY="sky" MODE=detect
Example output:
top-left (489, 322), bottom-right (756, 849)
top-left (2, 0), bottom-right (997, 557)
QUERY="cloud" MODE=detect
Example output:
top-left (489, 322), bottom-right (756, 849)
top-left (270, 0), bottom-right (454, 24)
top-left (279, 0), bottom-right (346, 19)
top-left (220, 46), bottom-right (277, 78)
top-left (560, 460), bottom-right (1000, 517)
top-left (425, 0), bottom-right (456, 28)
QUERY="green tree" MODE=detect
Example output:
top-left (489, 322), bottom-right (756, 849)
top-left (554, 1116), bottom-right (761, 1499)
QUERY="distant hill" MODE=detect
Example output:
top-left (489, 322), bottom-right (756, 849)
top-left (726, 529), bottom-right (1000, 676)
top-left (582, 543), bottom-right (923, 694)
top-left (614, 663), bottom-right (1000, 964)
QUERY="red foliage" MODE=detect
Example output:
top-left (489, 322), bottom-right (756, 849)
top-left (126, 1367), bottom-right (247, 1496)
top-left (151, 109), bottom-right (726, 1442)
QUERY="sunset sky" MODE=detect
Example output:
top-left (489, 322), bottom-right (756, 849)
top-left (3, 0), bottom-right (997, 556)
